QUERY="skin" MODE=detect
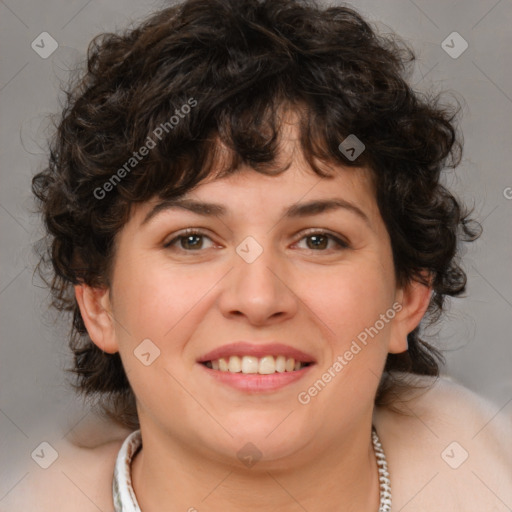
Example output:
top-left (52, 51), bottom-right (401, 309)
top-left (11, 376), bottom-right (512, 511)
top-left (71, 120), bottom-right (432, 511)
top-left (11, 122), bottom-right (510, 511)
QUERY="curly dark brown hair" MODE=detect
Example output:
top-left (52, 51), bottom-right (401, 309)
top-left (32, 0), bottom-right (480, 430)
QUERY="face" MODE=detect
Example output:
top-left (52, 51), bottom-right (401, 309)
top-left (78, 134), bottom-right (426, 467)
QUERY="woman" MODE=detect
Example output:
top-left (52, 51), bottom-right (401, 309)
top-left (23, 0), bottom-right (512, 510)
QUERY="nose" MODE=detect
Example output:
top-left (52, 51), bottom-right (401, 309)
top-left (217, 242), bottom-right (299, 327)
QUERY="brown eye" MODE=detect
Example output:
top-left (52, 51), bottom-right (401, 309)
top-left (179, 234), bottom-right (205, 250)
top-left (296, 231), bottom-right (349, 251)
top-left (164, 229), bottom-right (214, 252)
top-left (306, 234), bottom-right (329, 250)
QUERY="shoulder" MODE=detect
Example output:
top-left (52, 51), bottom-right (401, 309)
top-left (373, 373), bottom-right (512, 510)
top-left (383, 372), bottom-right (511, 433)
top-left (3, 419), bottom-right (133, 512)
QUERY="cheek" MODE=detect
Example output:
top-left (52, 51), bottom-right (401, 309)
top-left (110, 259), bottom-right (206, 403)
top-left (305, 260), bottom-right (395, 346)
top-left (112, 256), bottom-right (218, 346)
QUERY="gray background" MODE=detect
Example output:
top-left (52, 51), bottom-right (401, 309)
top-left (1, 0), bottom-right (511, 503)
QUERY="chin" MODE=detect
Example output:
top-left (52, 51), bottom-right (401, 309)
top-left (205, 415), bottom-right (313, 465)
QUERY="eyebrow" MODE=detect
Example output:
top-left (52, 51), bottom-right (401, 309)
top-left (141, 197), bottom-right (371, 227)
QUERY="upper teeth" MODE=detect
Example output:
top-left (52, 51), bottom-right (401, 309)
top-left (205, 355), bottom-right (307, 374)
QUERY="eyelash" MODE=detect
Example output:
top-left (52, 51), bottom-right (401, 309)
top-left (163, 228), bottom-right (350, 253)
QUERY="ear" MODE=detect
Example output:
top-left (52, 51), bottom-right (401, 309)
top-left (74, 284), bottom-right (119, 354)
top-left (388, 278), bottom-right (433, 354)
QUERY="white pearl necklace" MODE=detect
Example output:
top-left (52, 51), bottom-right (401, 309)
top-left (372, 426), bottom-right (392, 511)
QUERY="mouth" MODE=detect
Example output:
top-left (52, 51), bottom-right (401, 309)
top-left (196, 341), bottom-right (316, 392)
top-left (201, 355), bottom-right (314, 374)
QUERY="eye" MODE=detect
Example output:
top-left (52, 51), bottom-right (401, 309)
top-left (163, 228), bottom-right (350, 253)
top-left (294, 230), bottom-right (349, 251)
top-left (163, 229), bottom-right (215, 252)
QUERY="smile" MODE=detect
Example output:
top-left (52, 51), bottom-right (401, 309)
top-left (202, 355), bottom-right (312, 374)
top-left (197, 341), bottom-right (316, 392)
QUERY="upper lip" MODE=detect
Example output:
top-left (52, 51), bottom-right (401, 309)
top-left (197, 341), bottom-right (317, 363)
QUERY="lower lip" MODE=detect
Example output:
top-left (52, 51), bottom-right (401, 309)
top-left (198, 363), bottom-right (315, 392)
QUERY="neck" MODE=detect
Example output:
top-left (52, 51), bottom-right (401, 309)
top-left (131, 419), bottom-right (381, 512)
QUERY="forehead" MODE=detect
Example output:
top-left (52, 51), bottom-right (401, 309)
top-left (129, 159), bottom-right (381, 236)
top-left (131, 114), bottom-right (380, 228)
top-left (189, 162), bottom-right (373, 211)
